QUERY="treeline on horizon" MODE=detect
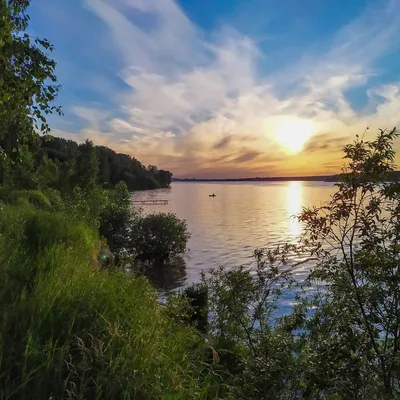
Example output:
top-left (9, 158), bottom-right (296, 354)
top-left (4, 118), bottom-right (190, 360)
top-left (173, 170), bottom-right (400, 182)
top-left (0, 134), bottom-right (173, 192)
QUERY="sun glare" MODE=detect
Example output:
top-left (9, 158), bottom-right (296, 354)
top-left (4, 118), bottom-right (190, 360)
top-left (275, 118), bottom-right (314, 153)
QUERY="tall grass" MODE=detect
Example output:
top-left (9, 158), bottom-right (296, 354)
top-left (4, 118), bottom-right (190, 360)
top-left (0, 205), bottom-right (215, 399)
top-left (0, 187), bottom-right (63, 211)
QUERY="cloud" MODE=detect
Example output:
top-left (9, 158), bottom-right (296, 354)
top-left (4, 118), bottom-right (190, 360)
top-left (303, 133), bottom-right (350, 153)
top-left (213, 136), bottom-right (232, 150)
top-left (232, 151), bottom-right (262, 164)
top-left (55, 0), bottom-right (400, 177)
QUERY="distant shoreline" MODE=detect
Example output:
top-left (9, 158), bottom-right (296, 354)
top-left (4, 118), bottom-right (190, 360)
top-left (172, 175), bottom-right (338, 183)
top-left (173, 171), bottom-right (400, 183)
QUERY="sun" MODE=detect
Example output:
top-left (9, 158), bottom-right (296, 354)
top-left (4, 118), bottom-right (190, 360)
top-left (275, 118), bottom-right (314, 153)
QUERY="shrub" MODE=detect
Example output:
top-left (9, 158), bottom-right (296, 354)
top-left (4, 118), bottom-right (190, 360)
top-left (202, 249), bottom-right (302, 399)
top-left (183, 284), bottom-right (209, 332)
top-left (130, 212), bottom-right (190, 262)
top-left (167, 284), bottom-right (209, 333)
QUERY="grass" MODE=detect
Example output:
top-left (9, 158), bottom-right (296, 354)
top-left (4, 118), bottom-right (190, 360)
top-left (0, 187), bottom-right (63, 211)
top-left (0, 205), bottom-right (216, 399)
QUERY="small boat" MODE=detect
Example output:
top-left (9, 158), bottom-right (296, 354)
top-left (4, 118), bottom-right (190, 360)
top-left (209, 194), bottom-right (216, 197)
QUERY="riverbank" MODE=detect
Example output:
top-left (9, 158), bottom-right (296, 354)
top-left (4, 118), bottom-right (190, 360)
top-left (0, 203), bottom-right (216, 399)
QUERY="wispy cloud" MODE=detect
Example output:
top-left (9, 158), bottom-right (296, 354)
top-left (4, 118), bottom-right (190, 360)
top-left (303, 133), bottom-right (350, 153)
top-left (58, 0), bottom-right (400, 177)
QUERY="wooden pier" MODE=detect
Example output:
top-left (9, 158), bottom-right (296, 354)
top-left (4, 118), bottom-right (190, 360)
top-left (132, 200), bottom-right (169, 205)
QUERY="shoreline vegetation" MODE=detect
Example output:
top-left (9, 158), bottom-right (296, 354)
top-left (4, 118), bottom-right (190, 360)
top-left (1, 2), bottom-right (400, 398)
top-left (41, 136), bottom-right (173, 191)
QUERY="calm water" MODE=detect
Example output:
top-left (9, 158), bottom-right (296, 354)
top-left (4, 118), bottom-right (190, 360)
top-left (132, 181), bottom-right (336, 299)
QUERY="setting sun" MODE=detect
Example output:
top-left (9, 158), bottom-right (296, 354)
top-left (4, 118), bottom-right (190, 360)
top-left (275, 118), bottom-right (315, 153)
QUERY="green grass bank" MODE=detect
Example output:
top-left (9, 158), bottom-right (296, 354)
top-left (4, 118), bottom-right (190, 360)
top-left (0, 204), bottom-right (216, 399)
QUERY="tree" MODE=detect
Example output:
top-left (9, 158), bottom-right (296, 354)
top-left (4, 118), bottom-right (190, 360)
top-left (0, 0), bottom-right (61, 158)
top-left (147, 165), bottom-right (158, 174)
top-left (72, 140), bottom-right (99, 191)
top-left (156, 169), bottom-right (173, 188)
top-left (2, 144), bottom-right (39, 189)
top-left (203, 128), bottom-right (400, 399)
top-left (297, 127), bottom-right (400, 398)
top-left (97, 147), bottom-right (112, 188)
top-left (36, 155), bottom-right (59, 188)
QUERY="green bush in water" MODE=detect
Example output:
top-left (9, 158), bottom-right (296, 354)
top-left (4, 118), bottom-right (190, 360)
top-left (130, 212), bottom-right (191, 262)
top-left (0, 206), bottom-right (216, 399)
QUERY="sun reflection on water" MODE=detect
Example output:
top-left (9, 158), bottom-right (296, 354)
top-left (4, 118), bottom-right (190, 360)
top-left (286, 181), bottom-right (303, 239)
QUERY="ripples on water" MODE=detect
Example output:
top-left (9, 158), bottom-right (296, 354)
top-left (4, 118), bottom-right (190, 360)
top-left (132, 181), bottom-right (336, 303)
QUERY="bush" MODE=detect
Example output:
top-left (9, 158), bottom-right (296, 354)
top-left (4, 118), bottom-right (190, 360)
top-left (130, 212), bottom-right (190, 262)
top-left (183, 284), bottom-right (209, 332)
top-left (167, 284), bottom-right (209, 333)
top-left (0, 206), bottom-right (216, 399)
top-left (202, 250), bottom-right (301, 399)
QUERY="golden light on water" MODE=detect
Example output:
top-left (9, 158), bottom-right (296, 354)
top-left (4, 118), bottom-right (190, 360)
top-left (275, 118), bottom-right (314, 153)
top-left (286, 181), bottom-right (303, 238)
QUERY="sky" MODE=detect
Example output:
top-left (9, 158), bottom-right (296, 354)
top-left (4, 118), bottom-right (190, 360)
top-left (28, 0), bottom-right (400, 178)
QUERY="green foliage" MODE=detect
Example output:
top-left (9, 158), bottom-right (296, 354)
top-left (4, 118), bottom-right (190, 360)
top-left (0, 132), bottom-right (173, 194)
top-left (72, 139), bottom-right (99, 191)
top-left (96, 146), bottom-right (170, 190)
top-left (66, 186), bottom-right (107, 228)
top-left (0, 187), bottom-right (62, 211)
top-left (183, 284), bottom-right (209, 332)
top-left (1, 145), bottom-right (60, 192)
top-left (0, 0), bottom-right (61, 163)
top-left (130, 212), bottom-right (191, 261)
top-left (296, 127), bottom-right (400, 398)
top-left (99, 181), bottom-right (133, 254)
top-left (202, 247), bottom-right (305, 399)
top-left (40, 137), bottom-right (173, 191)
top-left (0, 205), bottom-right (216, 399)
top-left (155, 169), bottom-right (173, 188)
top-left (55, 159), bottom-right (75, 194)
top-left (36, 154), bottom-right (59, 188)
top-left (41, 135), bottom-right (79, 161)
top-left (41, 187), bottom-right (63, 210)
top-left (1, 145), bottom-right (39, 189)
top-left (167, 284), bottom-right (209, 333)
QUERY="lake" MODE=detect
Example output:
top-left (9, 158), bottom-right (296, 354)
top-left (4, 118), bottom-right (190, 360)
top-left (131, 181), bottom-right (337, 301)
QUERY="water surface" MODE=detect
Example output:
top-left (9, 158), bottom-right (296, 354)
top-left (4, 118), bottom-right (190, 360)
top-left (132, 181), bottom-right (336, 294)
